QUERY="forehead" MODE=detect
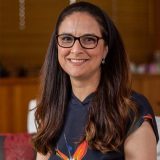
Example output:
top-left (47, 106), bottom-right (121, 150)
top-left (58, 12), bottom-right (102, 35)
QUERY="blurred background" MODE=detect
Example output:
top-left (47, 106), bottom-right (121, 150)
top-left (0, 0), bottom-right (160, 133)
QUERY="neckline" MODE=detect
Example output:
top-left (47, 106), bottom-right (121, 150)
top-left (71, 92), bottom-right (95, 105)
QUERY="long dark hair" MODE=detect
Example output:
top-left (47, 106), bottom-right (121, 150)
top-left (33, 1), bottom-right (138, 154)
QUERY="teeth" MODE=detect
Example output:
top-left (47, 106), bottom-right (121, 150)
top-left (70, 59), bottom-right (86, 63)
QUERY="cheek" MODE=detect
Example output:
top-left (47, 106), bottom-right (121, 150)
top-left (58, 47), bottom-right (65, 60)
top-left (58, 47), bottom-right (70, 66)
top-left (58, 47), bottom-right (70, 57)
top-left (93, 48), bottom-right (105, 60)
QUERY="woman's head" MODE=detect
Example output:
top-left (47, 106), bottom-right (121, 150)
top-left (54, 2), bottom-right (109, 81)
top-left (57, 12), bottom-right (108, 81)
top-left (47, 1), bottom-right (129, 85)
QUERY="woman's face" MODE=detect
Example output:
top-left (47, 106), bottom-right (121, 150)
top-left (57, 12), bottom-right (108, 81)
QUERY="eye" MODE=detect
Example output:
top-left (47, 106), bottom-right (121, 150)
top-left (59, 35), bottom-right (73, 43)
top-left (81, 36), bottom-right (97, 44)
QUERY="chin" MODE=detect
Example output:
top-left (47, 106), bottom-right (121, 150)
top-left (69, 72), bottom-right (85, 80)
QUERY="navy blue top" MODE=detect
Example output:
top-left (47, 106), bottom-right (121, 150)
top-left (49, 92), bottom-right (159, 160)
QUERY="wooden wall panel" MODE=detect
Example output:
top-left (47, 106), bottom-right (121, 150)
top-left (0, 86), bottom-right (13, 131)
top-left (0, 78), bottom-right (39, 133)
top-left (155, 0), bottom-right (160, 50)
top-left (132, 74), bottom-right (160, 116)
top-left (0, 0), bottom-right (68, 71)
top-left (12, 84), bottom-right (39, 132)
top-left (112, 0), bottom-right (155, 63)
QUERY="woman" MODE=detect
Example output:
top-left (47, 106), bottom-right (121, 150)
top-left (33, 2), bottom-right (158, 160)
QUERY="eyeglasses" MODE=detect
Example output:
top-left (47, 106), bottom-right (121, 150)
top-left (56, 34), bottom-right (104, 49)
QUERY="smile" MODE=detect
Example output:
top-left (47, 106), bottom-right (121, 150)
top-left (68, 58), bottom-right (88, 65)
top-left (70, 59), bottom-right (87, 63)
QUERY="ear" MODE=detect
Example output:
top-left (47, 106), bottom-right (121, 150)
top-left (103, 45), bottom-right (108, 59)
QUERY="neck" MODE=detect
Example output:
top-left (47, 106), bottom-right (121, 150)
top-left (70, 73), bottom-right (100, 102)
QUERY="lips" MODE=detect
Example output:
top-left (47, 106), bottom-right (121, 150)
top-left (70, 59), bottom-right (86, 63)
top-left (68, 58), bottom-right (88, 65)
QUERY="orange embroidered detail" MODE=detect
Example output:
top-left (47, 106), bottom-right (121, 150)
top-left (56, 149), bottom-right (69, 160)
top-left (73, 140), bottom-right (88, 159)
top-left (56, 140), bottom-right (88, 160)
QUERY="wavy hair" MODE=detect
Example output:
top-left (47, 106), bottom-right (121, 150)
top-left (33, 1), bottom-right (138, 154)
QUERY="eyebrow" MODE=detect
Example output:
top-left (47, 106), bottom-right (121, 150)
top-left (58, 33), bottom-right (101, 37)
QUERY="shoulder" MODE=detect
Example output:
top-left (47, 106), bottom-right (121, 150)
top-left (124, 121), bottom-right (157, 160)
top-left (127, 91), bottom-right (159, 142)
top-left (124, 92), bottom-right (158, 159)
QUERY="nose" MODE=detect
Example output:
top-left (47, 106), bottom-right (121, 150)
top-left (71, 39), bottom-right (83, 53)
